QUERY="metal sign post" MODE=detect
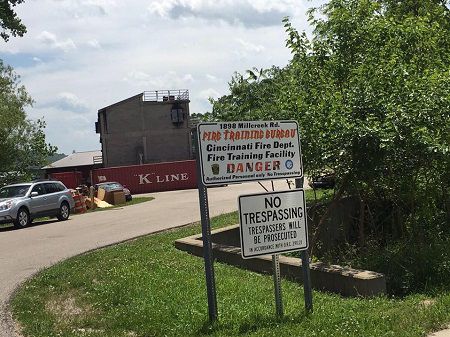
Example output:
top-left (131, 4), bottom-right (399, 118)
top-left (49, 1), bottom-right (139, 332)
top-left (301, 250), bottom-right (313, 313)
top-left (271, 181), bottom-right (283, 318)
top-left (238, 189), bottom-right (309, 317)
top-left (195, 120), bottom-right (313, 320)
top-left (296, 178), bottom-right (313, 313)
top-left (272, 254), bottom-right (284, 316)
top-left (194, 131), bottom-right (218, 322)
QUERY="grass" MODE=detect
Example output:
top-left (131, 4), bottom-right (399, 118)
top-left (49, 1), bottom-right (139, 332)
top-left (11, 203), bottom-right (450, 337)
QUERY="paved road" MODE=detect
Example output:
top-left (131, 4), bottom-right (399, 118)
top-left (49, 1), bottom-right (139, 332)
top-left (431, 329), bottom-right (450, 337)
top-left (0, 180), bottom-right (294, 337)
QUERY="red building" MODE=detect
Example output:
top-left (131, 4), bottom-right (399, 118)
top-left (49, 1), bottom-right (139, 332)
top-left (43, 150), bottom-right (103, 188)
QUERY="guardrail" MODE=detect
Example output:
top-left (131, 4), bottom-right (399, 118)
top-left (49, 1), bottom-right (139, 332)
top-left (142, 90), bottom-right (189, 102)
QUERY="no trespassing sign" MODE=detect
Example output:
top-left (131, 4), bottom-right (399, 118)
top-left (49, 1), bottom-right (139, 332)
top-left (238, 189), bottom-right (308, 259)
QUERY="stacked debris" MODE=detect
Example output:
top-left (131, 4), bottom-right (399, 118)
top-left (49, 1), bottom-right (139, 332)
top-left (72, 184), bottom-right (127, 212)
top-left (70, 190), bottom-right (87, 213)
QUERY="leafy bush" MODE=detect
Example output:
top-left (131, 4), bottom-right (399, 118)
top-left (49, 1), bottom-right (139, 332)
top-left (347, 238), bottom-right (450, 296)
top-left (208, 0), bottom-right (450, 294)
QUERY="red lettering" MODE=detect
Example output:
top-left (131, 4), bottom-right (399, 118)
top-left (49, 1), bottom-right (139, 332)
top-left (202, 131), bottom-right (221, 141)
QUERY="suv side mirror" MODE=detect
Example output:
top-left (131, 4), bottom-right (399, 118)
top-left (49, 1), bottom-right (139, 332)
top-left (30, 191), bottom-right (39, 197)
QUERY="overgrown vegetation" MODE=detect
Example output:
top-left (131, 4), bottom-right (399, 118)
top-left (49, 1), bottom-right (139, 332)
top-left (205, 0), bottom-right (450, 295)
top-left (11, 212), bottom-right (450, 337)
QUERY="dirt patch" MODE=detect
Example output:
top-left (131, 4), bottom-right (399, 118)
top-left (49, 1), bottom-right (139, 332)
top-left (45, 292), bottom-right (96, 322)
top-left (421, 299), bottom-right (436, 308)
top-left (73, 327), bottom-right (105, 335)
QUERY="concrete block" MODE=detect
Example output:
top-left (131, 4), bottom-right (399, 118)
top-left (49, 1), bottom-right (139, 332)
top-left (175, 225), bottom-right (386, 297)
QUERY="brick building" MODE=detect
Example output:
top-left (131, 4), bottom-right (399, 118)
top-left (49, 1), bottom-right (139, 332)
top-left (96, 90), bottom-right (193, 167)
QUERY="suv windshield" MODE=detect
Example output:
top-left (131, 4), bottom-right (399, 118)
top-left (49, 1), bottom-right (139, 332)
top-left (0, 185), bottom-right (31, 198)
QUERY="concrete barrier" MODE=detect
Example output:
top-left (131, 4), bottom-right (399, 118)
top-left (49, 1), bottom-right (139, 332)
top-left (175, 225), bottom-right (386, 297)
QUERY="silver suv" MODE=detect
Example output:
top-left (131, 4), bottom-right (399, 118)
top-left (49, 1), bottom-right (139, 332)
top-left (0, 180), bottom-right (75, 229)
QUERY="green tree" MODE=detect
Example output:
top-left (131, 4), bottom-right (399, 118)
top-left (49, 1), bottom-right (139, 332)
top-left (288, 0), bottom-right (449, 235)
top-left (0, 61), bottom-right (56, 185)
top-left (0, 0), bottom-right (26, 41)
top-left (210, 0), bottom-right (450, 292)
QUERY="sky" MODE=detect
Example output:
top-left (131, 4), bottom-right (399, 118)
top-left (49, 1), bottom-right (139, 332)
top-left (0, 0), bottom-right (324, 154)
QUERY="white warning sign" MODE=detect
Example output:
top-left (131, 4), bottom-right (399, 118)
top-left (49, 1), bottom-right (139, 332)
top-left (238, 189), bottom-right (308, 259)
top-left (197, 121), bottom-right (303, 186)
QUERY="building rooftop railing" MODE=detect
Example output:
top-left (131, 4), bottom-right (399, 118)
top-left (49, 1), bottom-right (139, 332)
top-left (142, 90), bottom-right (189, 102)
top-left (93, 155), bottom-right (103, 164)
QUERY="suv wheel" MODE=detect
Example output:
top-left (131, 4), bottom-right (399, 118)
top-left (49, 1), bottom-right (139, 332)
top-left (57, 202), bottom-right (70, 221)
top-left (14, 208), bottom-right (31, 229)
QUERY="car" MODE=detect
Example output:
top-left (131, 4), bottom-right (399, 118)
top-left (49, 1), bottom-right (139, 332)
top-left (0, 180), bottom-right (75, 229)
top-left (94, 181), bottom-right (132, 202)
top-left (308, 173), bottom-right (336, 189)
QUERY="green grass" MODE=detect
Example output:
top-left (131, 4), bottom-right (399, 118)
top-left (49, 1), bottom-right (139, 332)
top-left (304, 188), bottom-right (334, 204)
top-left (11, 208), bottom-right (450, 337)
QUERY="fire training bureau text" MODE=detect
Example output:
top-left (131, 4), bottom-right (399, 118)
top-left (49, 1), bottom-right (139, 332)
top-left (200, 125), bottom-right (302, 182)
top-left (201, 128), bottom-right (297, 142)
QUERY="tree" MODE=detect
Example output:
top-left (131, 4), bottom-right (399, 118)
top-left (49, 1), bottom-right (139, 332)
top-left (0, 0), bottom-right (26, 41)
top-left (0, 60), bottom-right (56, 185)
top-left (285, 0), bottom-right (450, 238)
top-left (210, 0), bottom-right (450, 292)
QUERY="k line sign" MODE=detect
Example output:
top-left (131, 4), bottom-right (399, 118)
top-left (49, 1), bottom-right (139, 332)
top-left (197, 121), bottom-right (303, 186)
top-left (238, 189), bottom-right (308, 259)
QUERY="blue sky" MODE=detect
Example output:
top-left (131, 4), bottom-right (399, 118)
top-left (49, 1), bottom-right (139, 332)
top-left (0, 0), bottom-right (324, 154)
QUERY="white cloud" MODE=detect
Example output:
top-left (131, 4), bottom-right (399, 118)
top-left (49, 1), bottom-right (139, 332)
top-left (57, 92), bottom-right (90, 113)
top-left (183, 74), bottom-right (194, 82)
top-left (198, 88), bottom-right (221, 100)
top-left (2, 0), bottom-right (322, 153)
top-left (61, 0), bottom-right (118, 18)
top-left (205, 74), bottom-right (220, 83)
top-left (236, 38), bottom-right (265, 53)
top-left (123, 70), bottom-right (194, 89)
top-left (87, 39), bottom-right (101, 49)
top-left (148, 0), bottom-right (175, 17)
top-left (148, 0), bottom-right (290, 28)
top-left (233, 38), bottom-right (266, 61)
top-left (37, 92), bottom-right (90, 114)
top-left (37, 31), bottom-right (77, 52)
top-left (36, 31), bottom-right (56, 44)
top-left (124, 70), bottom-right (150, 82)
